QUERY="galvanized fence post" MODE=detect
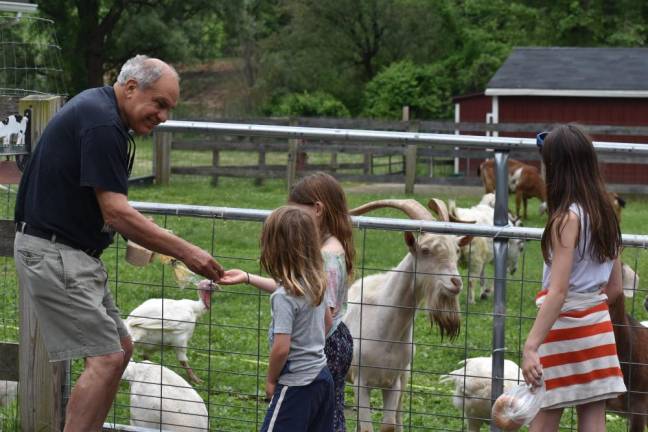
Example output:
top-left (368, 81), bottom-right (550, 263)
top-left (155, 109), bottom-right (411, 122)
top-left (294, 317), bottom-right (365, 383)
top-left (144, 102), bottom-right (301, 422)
top-left (491, 150), bottom-right (509, 432)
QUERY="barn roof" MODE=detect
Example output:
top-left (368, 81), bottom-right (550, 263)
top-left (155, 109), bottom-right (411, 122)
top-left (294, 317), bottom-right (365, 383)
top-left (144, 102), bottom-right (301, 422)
top-left (486, 47), bottom-right (648, 98)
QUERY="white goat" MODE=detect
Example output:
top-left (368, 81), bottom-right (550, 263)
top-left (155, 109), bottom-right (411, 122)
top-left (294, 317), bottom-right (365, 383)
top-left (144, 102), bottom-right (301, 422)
top-left (121, 360), bottom-right (208, 431)
top-left (621, 262), bottom-right (639, 298)
top-left (440, 357), bottom-right (522, 432)
top-left (126, 280), bottom-right (216, 384)
top-left (343, 199), bottom-right (471, 432)
top-left (0, 114), bottom-right (28, 146)
top-left (447, 194), bottom-right (525, 303)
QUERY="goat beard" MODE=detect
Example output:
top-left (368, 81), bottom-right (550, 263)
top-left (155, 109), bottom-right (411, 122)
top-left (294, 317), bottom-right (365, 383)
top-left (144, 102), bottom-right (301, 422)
top-left (428, 292), bottom-right (461, 341)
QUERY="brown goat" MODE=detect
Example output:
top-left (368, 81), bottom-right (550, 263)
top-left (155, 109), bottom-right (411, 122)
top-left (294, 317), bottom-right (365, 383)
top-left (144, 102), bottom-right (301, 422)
top-left (609, 192), bottom-right (626, 223)
top-left (607, 292), bottom-right (648, 431)
top-left (479, 159), bottom-right (547, 219)
top-left (479, 158), bottom-right (523, 194)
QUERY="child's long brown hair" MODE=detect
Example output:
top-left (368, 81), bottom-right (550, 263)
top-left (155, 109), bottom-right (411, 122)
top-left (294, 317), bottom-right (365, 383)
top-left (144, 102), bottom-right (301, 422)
top-left (540, 124), bottom-right (621, 263)
top-left (260, 206), bottom-right (327, 306)
top-left (289, 172), bottom-right (355, 280)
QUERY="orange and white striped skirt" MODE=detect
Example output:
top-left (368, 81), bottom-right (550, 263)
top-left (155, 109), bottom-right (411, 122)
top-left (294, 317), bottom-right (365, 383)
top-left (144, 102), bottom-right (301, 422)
top-left (535, 289), bottom-right (626, 409)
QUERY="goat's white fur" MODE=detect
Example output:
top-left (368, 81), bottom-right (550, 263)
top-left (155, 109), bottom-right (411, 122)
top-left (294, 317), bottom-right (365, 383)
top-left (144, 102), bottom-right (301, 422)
top-left (121, 361), bottom-right (208, 431)
top-left (448, 194), bottom-right (525, 303)
top-left (440, 357), bottom-right (522, 432)
top-left (344, 230), bottom-right (466, 432)
top-left (621, 263), bottom-right (639, 298)
top-left (0, 115), bottom-right (28, 146)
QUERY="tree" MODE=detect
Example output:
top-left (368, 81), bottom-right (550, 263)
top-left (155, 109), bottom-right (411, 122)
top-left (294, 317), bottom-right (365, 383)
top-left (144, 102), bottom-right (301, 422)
top-left (37, 0), bottom-right (224, 95)
top-left (362, 60), bottom-right (453, 119)
top-left (258, 0), bottom-right (459, 113)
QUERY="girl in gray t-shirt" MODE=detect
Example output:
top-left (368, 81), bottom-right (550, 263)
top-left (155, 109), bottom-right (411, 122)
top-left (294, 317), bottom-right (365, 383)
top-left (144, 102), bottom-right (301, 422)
top-left (259, 206), bottom-right (334, 432)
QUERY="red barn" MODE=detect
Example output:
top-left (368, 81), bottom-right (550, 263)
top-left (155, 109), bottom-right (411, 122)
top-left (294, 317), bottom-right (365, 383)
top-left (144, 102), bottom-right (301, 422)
top-left (454, 47), bottom-right (648, 187)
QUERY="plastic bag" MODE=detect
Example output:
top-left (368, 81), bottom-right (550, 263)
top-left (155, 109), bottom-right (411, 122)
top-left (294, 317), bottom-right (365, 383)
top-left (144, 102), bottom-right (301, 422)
top-left (492, 381), bottom-right (545, 431)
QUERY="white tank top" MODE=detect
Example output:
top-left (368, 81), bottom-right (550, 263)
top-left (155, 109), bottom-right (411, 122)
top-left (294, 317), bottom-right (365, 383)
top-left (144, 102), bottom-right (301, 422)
top-left (542, 203), bottom-right (613, 293)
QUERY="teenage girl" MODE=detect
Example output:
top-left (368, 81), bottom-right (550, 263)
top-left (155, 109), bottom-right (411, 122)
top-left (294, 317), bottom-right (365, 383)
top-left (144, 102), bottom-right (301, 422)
top-left (221, 172), bottom-right (354, 431)
top-left (522, 125), bottom-right (626, 431)
top-left (258, 205), bottom-right (333, 432)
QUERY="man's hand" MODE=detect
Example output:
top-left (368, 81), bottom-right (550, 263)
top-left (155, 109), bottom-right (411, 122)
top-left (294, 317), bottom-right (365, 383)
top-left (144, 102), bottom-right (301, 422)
top-left (183, 245), bottom-right (224, 282)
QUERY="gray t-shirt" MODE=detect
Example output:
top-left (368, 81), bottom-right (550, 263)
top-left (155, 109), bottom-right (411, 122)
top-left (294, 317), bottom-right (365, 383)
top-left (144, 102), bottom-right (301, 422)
top-left (269, 286), bottom-right (327, 386)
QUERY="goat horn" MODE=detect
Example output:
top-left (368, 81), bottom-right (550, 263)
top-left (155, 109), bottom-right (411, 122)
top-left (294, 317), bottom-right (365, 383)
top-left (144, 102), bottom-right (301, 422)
top-left (444, 199), bottom-right (476, 224)
top-left (349, 199), bottom-right (433, 221)
top-left (427, 198), bottom-right (450, 222)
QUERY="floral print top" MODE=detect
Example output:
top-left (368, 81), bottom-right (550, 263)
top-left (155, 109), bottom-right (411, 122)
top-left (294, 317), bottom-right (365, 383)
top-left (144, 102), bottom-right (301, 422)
top-left (323, 250), bottom-right (348, 338)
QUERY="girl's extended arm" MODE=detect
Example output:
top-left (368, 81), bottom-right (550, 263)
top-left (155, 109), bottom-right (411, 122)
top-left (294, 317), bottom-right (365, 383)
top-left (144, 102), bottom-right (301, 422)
top-left (522, 212), bottom-right (578, 387)
top-left (266, 333), bottom-right (291, 398)
top-left (219, 269), bottom-right (278, 293)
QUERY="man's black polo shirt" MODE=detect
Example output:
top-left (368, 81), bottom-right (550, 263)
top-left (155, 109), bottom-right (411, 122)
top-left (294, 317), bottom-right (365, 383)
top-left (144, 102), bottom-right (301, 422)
top-left (15, 86), bottom-right (132, 253)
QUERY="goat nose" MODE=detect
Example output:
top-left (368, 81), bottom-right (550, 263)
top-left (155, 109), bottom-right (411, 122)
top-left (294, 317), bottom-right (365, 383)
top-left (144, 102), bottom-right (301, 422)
top-left (451, 277), bottom-right (462, 290)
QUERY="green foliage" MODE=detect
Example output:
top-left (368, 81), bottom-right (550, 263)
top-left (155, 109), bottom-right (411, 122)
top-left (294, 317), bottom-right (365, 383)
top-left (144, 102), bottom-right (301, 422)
top-left (23, 0), bottom-right (648, 115)
top-left (362, 60), bottom-right (453, 119)
top-left (37, 0), bottom-right (227, 95)
top-left (269, 91), bottom-right (350, 117)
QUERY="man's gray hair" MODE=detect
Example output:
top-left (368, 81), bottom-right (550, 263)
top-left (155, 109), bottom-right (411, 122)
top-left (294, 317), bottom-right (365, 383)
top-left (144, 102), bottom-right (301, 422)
top-left (116, 54), bottom-right (179, 89)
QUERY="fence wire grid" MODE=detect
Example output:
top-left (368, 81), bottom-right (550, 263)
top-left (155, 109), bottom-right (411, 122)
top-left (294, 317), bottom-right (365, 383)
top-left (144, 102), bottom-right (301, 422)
top-left (95, 204), bottom-right (648, 431)
top-left (0, 199), bottom-right (646, 431)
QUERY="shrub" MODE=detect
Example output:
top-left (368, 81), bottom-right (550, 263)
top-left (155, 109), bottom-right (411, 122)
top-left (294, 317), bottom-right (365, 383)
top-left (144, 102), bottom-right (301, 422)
top-left (362, 60), bottom-right (453, 120)
top-left (269, 91), bottom-right (350, 117)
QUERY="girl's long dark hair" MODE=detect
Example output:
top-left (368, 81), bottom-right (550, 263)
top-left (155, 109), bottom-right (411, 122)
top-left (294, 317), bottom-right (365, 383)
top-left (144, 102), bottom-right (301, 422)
top-left (289, 172), bottom-right (355, 280)
top-left (540, 124), bottom-right (621, 263)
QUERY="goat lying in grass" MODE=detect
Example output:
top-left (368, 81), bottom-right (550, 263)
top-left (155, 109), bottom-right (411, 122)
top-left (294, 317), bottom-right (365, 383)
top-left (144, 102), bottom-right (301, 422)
top-left (122, 361), bottom-right (208, 431)
top-left (343, 198), bottom-right (471, 432)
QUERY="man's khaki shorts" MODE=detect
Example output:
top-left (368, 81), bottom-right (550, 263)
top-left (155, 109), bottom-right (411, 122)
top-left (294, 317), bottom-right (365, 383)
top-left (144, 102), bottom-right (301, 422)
top-left (14, 231), bottom-right (129, 361)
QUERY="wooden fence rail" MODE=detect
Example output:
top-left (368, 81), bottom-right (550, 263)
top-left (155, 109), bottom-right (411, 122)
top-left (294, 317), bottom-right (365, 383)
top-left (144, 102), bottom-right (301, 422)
top-left (155, 117), bottom-right (648, 194)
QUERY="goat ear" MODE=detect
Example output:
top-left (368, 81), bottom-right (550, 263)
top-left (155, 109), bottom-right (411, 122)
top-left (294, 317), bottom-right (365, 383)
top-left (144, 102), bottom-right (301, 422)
top-left (404, 231), bottom-right (417, 252)
top-left (458, 235), bottom-right (473, 247)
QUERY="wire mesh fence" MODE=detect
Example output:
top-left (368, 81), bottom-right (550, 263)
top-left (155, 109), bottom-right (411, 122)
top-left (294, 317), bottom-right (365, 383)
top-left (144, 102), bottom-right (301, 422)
top-left (86, 202), bottom-right (647, 432)
top-left (0, 197), bottom-right (646, 431)
top-left (0, 13), bottom-right (66, 99)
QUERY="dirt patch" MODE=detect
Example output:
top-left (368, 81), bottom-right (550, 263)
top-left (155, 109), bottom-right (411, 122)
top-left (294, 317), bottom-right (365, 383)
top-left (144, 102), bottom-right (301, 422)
top-left (176, 59), bottom-right (252, 118)
top-left (345, 183), bottom-right (484, 197)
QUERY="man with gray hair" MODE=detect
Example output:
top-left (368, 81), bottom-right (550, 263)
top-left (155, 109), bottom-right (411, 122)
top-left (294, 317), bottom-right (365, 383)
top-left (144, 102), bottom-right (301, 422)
top-left (14, 55), bottom-right (224, 431)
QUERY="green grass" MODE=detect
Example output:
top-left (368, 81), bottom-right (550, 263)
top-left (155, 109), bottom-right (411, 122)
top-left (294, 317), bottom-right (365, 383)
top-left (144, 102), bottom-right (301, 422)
top-left (2, 142), bottom-right (648, 431)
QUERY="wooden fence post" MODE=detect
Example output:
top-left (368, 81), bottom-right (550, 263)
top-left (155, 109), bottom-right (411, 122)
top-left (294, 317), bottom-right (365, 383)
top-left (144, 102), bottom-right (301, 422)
top-left (363, 152), bottom-right (372, 175)
top-left (286, 119), bottom-right (301, 192)
top-left (211, 144), bottom-right (220, 186)
top-left (255, 139), bottom-right (266, 186)
top-left (286, 138), bottom-right (300, 192)
top-left (405, 144), bottom-right (417, 195)
top-left (330, 152), bottom-right (338, 173)
top-left (154, 130), bottom-right (172, 186)
top-left (17, 96), bottom-right (66, 432)
top-left (402, 106), bottom-right (418, 194)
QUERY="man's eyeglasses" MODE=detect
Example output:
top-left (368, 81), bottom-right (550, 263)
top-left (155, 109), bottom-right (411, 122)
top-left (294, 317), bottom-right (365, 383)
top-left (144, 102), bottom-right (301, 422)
top-left (536, 131), bottom-right (548, 153)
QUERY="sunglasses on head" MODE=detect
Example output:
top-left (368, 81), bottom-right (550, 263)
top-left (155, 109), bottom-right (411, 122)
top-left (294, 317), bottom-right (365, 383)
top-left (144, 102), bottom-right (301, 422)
top-left (536, 131), bottom-right (548, 153)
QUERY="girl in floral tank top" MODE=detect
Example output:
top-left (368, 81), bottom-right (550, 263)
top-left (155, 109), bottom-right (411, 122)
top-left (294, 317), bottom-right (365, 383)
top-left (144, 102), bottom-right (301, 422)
top-left (220, 172), bottom-right (355, 432)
